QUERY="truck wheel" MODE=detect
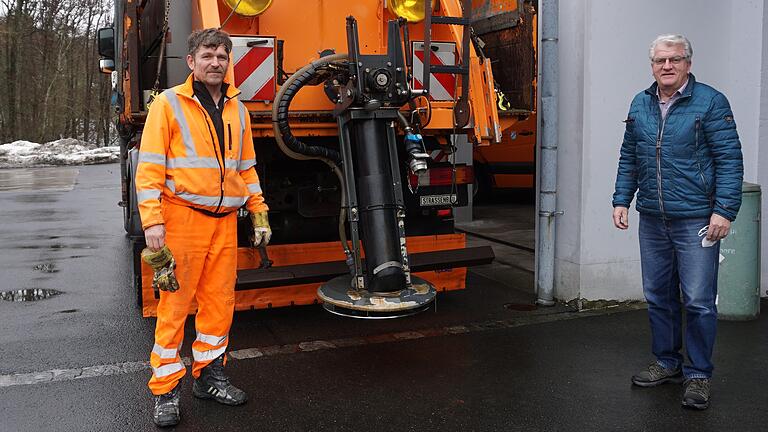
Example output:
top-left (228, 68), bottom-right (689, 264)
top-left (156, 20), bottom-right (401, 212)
top-left (125, 148), bottom-right (144, 238)
top-left (131, 239), bottom-right (145, 307)
top-left (473, 163), bottom-right (492, 202)
top-left (119, 136), bottom-right (131, 233)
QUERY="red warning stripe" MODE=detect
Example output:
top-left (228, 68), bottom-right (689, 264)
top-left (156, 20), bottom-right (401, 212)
top-left (252, 77), bottom-right (275, 101)
top-left (414, 49), bottom-right (456, 97)
top-left (234, 46), bottom-right (273, 88)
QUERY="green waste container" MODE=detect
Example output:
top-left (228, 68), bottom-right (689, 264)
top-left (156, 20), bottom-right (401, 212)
top-left (717, 182), bottom-right (761, 321)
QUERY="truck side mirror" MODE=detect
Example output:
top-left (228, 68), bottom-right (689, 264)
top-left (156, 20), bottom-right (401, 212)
top-left (97, 27), bottom-right (115, 59)
top-left (99, 58), bottom-right (115, 74)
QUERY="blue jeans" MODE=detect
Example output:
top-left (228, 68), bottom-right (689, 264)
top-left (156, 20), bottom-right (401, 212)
top-left (638, 214), bottom-right (720, 379)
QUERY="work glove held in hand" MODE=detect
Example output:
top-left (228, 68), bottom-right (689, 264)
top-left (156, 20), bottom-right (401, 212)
top-left (141, 245), bottom-right (180, 292)
top-left (250, 211), bottom-right (272, 248)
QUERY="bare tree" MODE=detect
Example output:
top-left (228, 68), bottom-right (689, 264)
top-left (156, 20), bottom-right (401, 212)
top-left (0, 0), bottom-right (113, 145)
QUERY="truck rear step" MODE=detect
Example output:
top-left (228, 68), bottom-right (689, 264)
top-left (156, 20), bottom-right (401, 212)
top-left (235, 245), bottom-right (494, 291)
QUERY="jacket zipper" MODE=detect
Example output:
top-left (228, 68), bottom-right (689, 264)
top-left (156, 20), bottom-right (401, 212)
top-left (655, 113), bottom-right (667, 219)
top-left (654, 91), bottom-right (691, 219)
top-left (194, 101), bottom-right (225, 213)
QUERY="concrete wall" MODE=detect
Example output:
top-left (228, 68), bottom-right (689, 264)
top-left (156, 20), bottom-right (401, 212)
top-left (554, 0), bottom-right (768, 301)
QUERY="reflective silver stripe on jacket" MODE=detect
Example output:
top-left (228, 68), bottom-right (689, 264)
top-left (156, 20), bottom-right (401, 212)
top-left (165, 179), bottom-right (175, 192)
top-left (239, 159), bottom-right (256, 171)
top-left (152, 361), bottom-right (184, 378)
top-left (164, 90), bottom-right (198, 158)
top-left (167, 156), bottom-right (221, 170)
top-left (176, 192), bottom-right (247, 209)
top-left (166, 156), bottom-right (240, 171)
top-left (192, 345), bottom-right (227, 363)
top-left (247, 183), bottom-right (262, 194)
top-left (137, 189), bottom-right (161, 203)
top-left (196, 332), bottom-right (227, 347)
top-left (138, 152), bottom-right (166, 166)
top-left (152, 343), bottom-right (179, 360)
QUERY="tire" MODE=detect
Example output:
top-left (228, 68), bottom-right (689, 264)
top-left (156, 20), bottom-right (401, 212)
top-left (131, 238), bottom-right (146, 307)
top-left (472, 163), bottom-right (492, 202)
top-left (119, 136), bottom-right (131, 233)
top-left (125, 147), bottom-right (144, 238)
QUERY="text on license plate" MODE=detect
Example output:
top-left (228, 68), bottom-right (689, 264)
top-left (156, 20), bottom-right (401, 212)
top-left (420, 194), bottom-right (457, 206)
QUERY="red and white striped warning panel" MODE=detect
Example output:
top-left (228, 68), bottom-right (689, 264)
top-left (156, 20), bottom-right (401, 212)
top-left (430, 149), bottom-right (449, 162)
top-left (412, 41), bottom-right (457, 101)
top-left (231, 37), bottom-right (276, 102)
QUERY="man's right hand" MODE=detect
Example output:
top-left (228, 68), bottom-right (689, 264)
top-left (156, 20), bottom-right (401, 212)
top-left (613, 206), bottom-right (629, 230)
top-left (141, 245), bottom-right (179, 293)
top-left (144, 224), bottom-right (166, 251)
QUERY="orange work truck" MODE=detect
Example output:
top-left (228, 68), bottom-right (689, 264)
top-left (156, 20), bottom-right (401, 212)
top-left (97, 0), bottom-right (535, 318)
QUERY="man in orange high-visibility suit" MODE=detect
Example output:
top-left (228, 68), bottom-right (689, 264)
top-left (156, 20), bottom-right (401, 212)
top-left (135, 28), bottom-right (271, 428)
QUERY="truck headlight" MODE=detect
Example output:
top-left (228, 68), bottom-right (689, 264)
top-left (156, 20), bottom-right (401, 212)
top-left (387, 0), bottom-right (436, 22)
top-left (223, 0), bottom-right (273, 17)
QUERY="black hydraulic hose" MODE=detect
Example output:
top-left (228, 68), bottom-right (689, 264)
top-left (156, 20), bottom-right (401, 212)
top-left (273, 54), bottom-right (347, 164)
top-left (271, 53), bottom-right (351, 255)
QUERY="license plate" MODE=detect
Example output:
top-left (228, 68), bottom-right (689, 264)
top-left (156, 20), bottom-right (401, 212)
top-left (420, 194), bottom-right (457, 206)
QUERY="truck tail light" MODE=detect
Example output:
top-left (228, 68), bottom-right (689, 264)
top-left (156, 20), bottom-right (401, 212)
top-left (409, 165), bottom-right (474, 187)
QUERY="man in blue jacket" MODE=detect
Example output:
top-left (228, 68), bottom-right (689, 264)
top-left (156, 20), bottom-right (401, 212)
top-left (612, 34), bottom-right (743, 410)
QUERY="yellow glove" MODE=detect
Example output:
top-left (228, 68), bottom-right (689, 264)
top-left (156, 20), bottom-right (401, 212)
top-left (250, 211), bottom-right (272, 248)
top-left (141, 245), bottom-right (180, 292)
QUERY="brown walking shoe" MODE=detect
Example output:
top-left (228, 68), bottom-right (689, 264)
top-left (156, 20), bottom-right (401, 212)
top-left (682, 378), bottom-right (710, 410)
top-left (631, 363), bottom-right (684, 387)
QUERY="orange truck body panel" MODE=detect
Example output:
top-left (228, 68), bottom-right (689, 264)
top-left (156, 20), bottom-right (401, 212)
top-left (182, 0), bottom-right (499, 143)
top-left (474, 111), bottom-right (536, 188)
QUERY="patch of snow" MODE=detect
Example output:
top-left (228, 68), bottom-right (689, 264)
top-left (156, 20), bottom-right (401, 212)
top-left (0, 138), bottom-right (120, 168)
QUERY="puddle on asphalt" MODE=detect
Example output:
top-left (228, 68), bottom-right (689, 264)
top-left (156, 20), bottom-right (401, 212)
top-left (504, 302), bottom-right (537, 312)
top-left (0, 289), bottom-right (62, 302)
top-left (0, 167), bottom-right (79, 192)
top-left (15, 243), bottom-right (95, 250)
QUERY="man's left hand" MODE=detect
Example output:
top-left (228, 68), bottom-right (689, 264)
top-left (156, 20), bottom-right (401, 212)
top-left (707, 213), bottom-right (731, 241)
top-left (250, 211), bottom-right (272, 248)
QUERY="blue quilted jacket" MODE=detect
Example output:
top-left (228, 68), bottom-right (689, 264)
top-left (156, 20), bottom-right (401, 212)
top-left (612, 74), bottom-right (743, 221)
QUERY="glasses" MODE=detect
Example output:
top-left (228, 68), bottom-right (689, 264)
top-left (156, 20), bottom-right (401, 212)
top-left (651, 56), bottom-right (689, 66)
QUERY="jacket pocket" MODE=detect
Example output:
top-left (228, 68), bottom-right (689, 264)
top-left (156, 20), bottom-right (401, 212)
top-left (227, 122), bottom-right (232, 152)
top-left (693, 116), bottom-right (711, 193)
top-left (622, 116), bottom-right (635, 138)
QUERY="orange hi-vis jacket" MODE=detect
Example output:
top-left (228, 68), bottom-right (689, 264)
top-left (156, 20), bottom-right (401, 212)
top-left (136, 74), bottom-right (267, 228)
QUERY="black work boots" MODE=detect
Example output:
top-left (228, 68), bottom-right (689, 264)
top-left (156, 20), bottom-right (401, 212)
top-left (152, 355), bottom-right (246, 427)
top-left (193, 354), bottom-right (248, 406)
top-left (153, 384), bottom-right (181, 427)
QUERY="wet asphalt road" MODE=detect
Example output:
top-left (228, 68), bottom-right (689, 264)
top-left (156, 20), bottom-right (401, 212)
top-left (1, 164), bottom-right (768, 431)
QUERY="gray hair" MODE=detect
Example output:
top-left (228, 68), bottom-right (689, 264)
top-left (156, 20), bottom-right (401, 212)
top-left (187, 28), bottom-right (232, 57)
top-left (649, 34), bottom-right (693, 60)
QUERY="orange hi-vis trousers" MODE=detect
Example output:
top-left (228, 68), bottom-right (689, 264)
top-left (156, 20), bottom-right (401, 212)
top-left (148, 201), bottom-right (237, 395)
